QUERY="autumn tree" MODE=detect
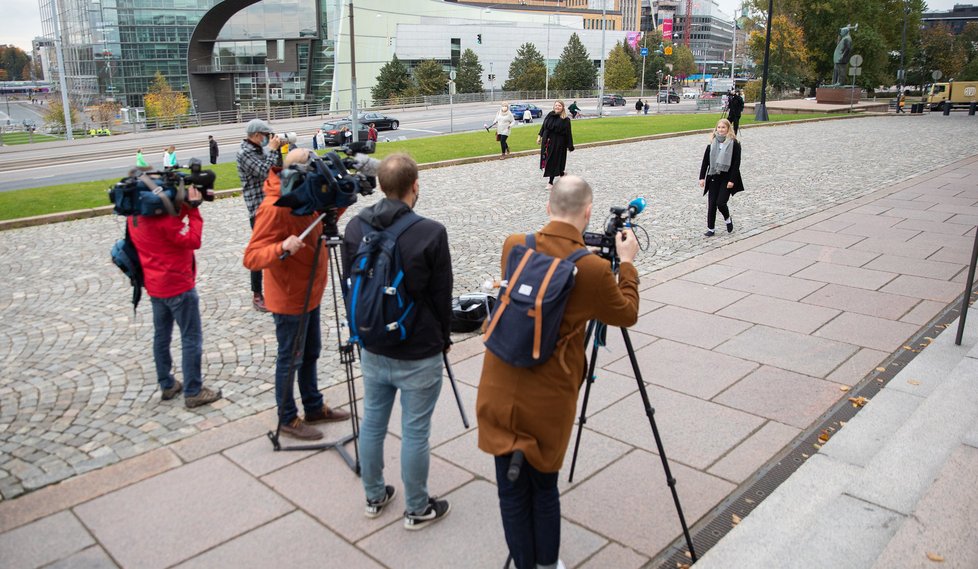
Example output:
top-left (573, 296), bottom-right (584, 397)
top-left (455, 49), bottom-right (484, 93)
top-left (668, 44), bottom-right (698, 79)
top-left (604, 42), bottom-right (637, 90)
top-left (143, 71), bottom-right (190, 122)
top-left (413, 59), bottom-right (447, 95)
top-left (504, 42), bottom-right (546, 91)
top-left (92, 101), bottom-right (121, 127)
top-left (0, 45), bottom-right (31, 84)
top-left (918, 24), bottom-right (968, 81)
top-left (372, 55), bottom-right (412, 101)
top-left (43, 99), bottom-right (79, 133)
top-left (746, 15), bottom-right (811, 91)
top-left (552, 33), bottom-right (597, 90)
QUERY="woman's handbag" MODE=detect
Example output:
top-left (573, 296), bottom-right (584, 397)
top-left (496, 134), bottom-right (501, 141)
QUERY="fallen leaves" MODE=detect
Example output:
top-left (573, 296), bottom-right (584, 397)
top-left (875, 367), bottom-right (886, 372)
top-left (732, 514), bottom-right (742, 526)
top-left (818, 430), bottom-right (832, 444)
top-left (908, 379), bottom-right (921, 386)
top-left (849, 396), bottom-right (870, 408)
top-left (839, 385), bottom-right (851, 392)
top-left (926, 551), bottom-right (945, 562)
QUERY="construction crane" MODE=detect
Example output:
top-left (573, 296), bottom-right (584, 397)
top-left (684, 0), bottom-right (693, 46)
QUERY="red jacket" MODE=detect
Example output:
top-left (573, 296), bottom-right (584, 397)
top-left (243, 167), bottom-right (343, 315)
top-left (128, 206), bottom-right (202, 299)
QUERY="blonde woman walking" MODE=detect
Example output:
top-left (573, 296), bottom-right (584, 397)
top-left (491, 104), bottom-right (515, 156)
top-left (537, 100), bottom-right (574, 190)
top-left (698, 118), bottom-right (744, 237)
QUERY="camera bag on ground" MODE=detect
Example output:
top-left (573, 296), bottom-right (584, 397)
top-left (451, 293), bottom-right (498, 333)
top-left (483, 234), bottom-right (590, 367)
top-left (110, 223), bottom-right (144, 312)
top-left (345, 211), bottom-right (424, 347)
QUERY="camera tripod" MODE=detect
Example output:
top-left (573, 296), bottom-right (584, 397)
top-left (568, 313), bottom-right (698, 561)
top-left (266, 208), bottom-right (471, 471)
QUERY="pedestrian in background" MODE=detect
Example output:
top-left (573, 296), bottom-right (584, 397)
top-left (726, 89), bottom-right (745, 134)
top-left (635, 98), bottom-right (644, 114)
top-left (698, 118), bottom-right (744, 237)
top-left (163, 145), bottom-right (177, 169)
top-left (522, 108), bottom-right (532, 124)
top-left (135, 148), bottom-right (149, 168)
top-left (492, 104), bottom-right (514, 157)
top-left (208, 135), bottom-right (219, 165)
top-left (643, 101), bottom-right (650, 115)
top-left (537, 100), bottom-right (574, 190)
top-left (314, 128), bottom-right (325, 151)
top-left (897, 90), bottom-right (908, 114)
top-left (367, 123), bottom-right (379, 143)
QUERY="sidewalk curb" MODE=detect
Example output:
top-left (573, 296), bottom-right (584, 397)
top-left (0, 114), bottom-right (874, 233)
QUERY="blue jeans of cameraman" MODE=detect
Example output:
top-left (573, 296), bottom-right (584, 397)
top-left (151, 288), bottom-right (203, 396)
top-left (273, 306), bottom-right (325, 425)
top-left (359, 351), bottom-right (443, 514)
top-left (494, 455), bottom-right (561, 569)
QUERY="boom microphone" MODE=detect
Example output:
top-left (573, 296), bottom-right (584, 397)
top-left (627, 197), bottom-right (647, 218)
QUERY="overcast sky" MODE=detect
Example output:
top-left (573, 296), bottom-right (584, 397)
top-left (0, 0), bottom-right (968, 55)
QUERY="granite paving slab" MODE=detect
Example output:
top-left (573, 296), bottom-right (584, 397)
top-left (716, 325), bottom-right (858, 378)
top-left (712, 366), bottom-right (846, 429)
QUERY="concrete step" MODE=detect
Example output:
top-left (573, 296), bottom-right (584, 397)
top-left (692, 314), bottom-right (978, 569)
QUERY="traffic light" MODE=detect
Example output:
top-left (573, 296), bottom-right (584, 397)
top-left (477, 34), bottom-right (482, 44)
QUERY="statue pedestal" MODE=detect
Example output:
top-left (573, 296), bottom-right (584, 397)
top-left (817, 87), bottom-right (861, 104)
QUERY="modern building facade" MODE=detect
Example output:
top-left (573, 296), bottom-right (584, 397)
top-left (653, 0), bottom-right (733, 73)
top-left (37, 0), bottom-right (631, 115)
top-left (922, 3), bottom-right (978, 34)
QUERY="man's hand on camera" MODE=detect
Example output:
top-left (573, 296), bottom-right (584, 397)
top-left (268, 134), bottom-right (282, 151)
top-left (281, 235), bottom-right (304, 255)
top-left (617, 228), bottom-right (639, 264)
top-left (187, 186), bottom-right (202, 206)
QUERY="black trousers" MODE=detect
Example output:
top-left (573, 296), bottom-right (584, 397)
top-left (706, 179), bottom-right (731, 230)
top-left (499, 134), bottom-right (509, 155)
top-left (728, 114), bottom-right (741, 133)
top-left (249, 217), bottom-right (263, 295)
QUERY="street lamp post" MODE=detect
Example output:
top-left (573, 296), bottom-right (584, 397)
top-left (51, 0), bottom-right (74, 140)
top-left (899, 0), bottom-right (909, 91)
top-left (754, 0), bottom-right (773, 121)
top-left (597, 2), bottom-right (607, 116)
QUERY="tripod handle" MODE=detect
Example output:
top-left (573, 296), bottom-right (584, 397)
top-left (507, 450), bottom-right (525, 482)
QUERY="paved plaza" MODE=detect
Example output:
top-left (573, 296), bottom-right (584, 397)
top-left (0, 113), bottom-right (977, 568)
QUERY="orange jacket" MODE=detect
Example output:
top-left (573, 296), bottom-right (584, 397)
top-left (243, 168), bottom-right (340, 315)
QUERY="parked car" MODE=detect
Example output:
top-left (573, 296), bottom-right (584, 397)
top-left (601, 94), bottom-right (626, 106)
top-left (509, 102), bottom-right (543, 118)
top-left (346, 111), bottom-right (400, 130)
top-left (658, 89), bottom-right (681, 104)
top-left (320, 120), bottom-right (369, 146)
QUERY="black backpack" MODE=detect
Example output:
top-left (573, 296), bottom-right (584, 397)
top-left (111, 223), bottom-right (144, 312)
top-left (345, 211), bottom-right (424, 347)
top-left (483, 234), bottom-right (589, 367)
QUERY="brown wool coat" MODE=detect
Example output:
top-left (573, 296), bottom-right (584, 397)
top-left (476, 221), bottom-right (640, 473)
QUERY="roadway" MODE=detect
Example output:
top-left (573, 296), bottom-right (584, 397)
top-left (0, 96), bottom-right (702, 193)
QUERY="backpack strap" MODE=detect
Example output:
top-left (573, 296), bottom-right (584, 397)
top-left (531, 256), bottom-right (563, 359)
top-left (483, 247), bottom-right (535, 341)
top-left (565, 248), bottom-right (591, 264)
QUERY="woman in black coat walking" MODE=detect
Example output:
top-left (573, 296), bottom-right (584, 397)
top-left (698, 118), bottom-right (744, 237)
top-left (537, 100), bottom-right (574, 190)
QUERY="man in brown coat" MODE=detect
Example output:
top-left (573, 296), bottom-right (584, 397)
top-left (476, 175), bottom-right (640, 569)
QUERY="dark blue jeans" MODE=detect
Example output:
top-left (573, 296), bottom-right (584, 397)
top-left (150, 288), bottom-right (203, 396)
top-left (494, 454), bottom-right (561, 569)
top-left (273, 306), bottom-right (324, 424)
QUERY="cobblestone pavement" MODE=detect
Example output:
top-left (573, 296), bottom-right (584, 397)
top-left (2, 114), bottom-right (977, 500)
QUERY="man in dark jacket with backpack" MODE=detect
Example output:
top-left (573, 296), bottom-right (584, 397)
top-left (476, 175), bottom-right (640, 569)
top-left (341, 152), bottom-right (454, 531)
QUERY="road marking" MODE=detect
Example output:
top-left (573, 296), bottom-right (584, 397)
top-left (398, 128), bottom-right (442, 134)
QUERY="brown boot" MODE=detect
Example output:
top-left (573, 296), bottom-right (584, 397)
top-left (305, 405), bottom-right (351, 424)
top-left (280, 417), bottom-right (324, 440)
top-left (184, 387), bottom-right (222, 408)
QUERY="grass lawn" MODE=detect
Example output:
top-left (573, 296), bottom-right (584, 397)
top-left (0, 113), bottom-right (830, 221)
top-left (1, 132), bottom-right (62, 145)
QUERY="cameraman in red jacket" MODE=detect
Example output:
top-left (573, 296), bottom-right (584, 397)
top-left (129, 186), bottom-right (223, 408)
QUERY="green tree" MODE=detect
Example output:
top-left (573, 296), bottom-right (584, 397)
top-left (0, 45), bottom-right (31, 84)
top-left (503, 42), bottom-right (546, 91)
top-left (455, 49), bottom-right (484, 93)
top-left (43, 99), bottom-right (79, 133)
top-left (604, 42), bottom-right (637, 90)
top-left (372, 54), bottom-right (411, 101)
top-left (143, 71), bottom-right (190, 121)
top-left (627, 31), bottom-right (667, 89)
top-left (413, 59), bottom-right (447, 95)
top-left (552, 33), bottom-right (597, 90)
top-left (918, 24), bottom-right (968, 82)
top-left (668, 44), bottom-right (698, 79)
top-left (746, 15), bottom-right (811, 91)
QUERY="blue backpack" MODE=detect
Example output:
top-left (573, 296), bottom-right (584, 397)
top-left (483, 234), bottom-right (590, 367)
top-left (110, 224), bottom-right (144, 312)
top-left (345, 212), bottom-right (424, 348)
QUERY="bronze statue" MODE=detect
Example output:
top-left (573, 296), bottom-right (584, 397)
top-left (831, 25), bottom-right (857, 86)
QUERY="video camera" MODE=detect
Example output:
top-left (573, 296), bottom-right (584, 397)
top-left (275, 141), bottom-right (378, 216)
top-left (108, 158), bottom-right (216, 217)
top-left (583, 197), bottom-right (647, 261)
top-left (276, 132), bottom-right (298, 145)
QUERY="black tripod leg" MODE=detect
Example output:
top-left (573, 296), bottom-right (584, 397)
top-left (568, 321), bottom-right (600, 483)
top-left (620, 327), bottom-right (698, 562)
top-left (443, 353), bottom-right (470, 429)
